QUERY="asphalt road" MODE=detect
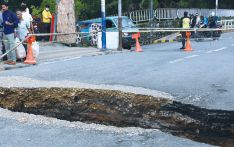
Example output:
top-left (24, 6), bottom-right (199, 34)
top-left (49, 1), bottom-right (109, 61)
top-left (0, 108), bottom-right (215, 147)
top-left (0, 32), bottom-right (234, 110)
top-left (0, 32), bottom-right (234, 147)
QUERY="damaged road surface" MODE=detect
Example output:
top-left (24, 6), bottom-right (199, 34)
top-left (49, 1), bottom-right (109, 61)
top-left (1, 33), bottom-right (234, 146)
top-left (0, 87), bottom-right (233, 147)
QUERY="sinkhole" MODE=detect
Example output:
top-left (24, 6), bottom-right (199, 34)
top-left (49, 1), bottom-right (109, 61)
top-left (0, 87), bottom-right (233, 147)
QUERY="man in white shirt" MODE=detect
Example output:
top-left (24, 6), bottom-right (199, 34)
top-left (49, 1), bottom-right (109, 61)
top-left (21, 5), bottom-right (34, 33)
top-left (16, 10), bottom-right (31, 53)
top-left (195, 13), bottom-right (201, 27)
top-left (21, 2), bottom-right (30, 14)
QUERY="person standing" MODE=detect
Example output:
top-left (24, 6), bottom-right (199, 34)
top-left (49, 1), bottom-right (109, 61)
top-left (21, 1), bottom-right (30, 14)
top-left (195, 13), bottom-right (201, 27)
top-left (21, 3), bottom-right (34, 33)
top-left (180, 11), bottom-right (190, 50)
top-left (16, 10), bottom-right (31, 53)
top-left (2, 2), bottom-right (19, 65)
top-left (42, 5), bottom-right (52, 41)
top-left (190, 14), bottom-right (196, 28)
top-left (209, 12), bottom-right (218, 28)
top-left (0, 10), bottom-right (7, 61)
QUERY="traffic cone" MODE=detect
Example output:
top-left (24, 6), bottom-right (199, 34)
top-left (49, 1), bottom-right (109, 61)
top-left (24, 36), bottom-right (36, 65)
top-left (184, 31), bottom-right (192, 52)
top-left (132, 33), bottom-right (143, 52)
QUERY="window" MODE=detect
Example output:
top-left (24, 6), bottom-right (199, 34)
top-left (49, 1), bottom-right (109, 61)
top-left (106, 20), bottom-right (115, 28)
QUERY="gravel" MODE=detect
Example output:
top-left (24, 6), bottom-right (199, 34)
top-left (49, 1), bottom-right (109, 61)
top-left (0, 76), bottom-right (174, 99)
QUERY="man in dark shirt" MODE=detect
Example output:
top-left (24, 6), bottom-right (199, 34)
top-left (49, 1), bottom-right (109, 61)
top-left (0, 10), bottom-right (7, 61)
top-left (2, 2), bottom-right (19, 65)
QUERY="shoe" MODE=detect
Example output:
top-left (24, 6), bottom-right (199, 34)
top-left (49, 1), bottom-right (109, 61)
top-left (16, 59), bottom-right (24, 62)
top-left (4, 61), bottom-right (16, 65)
top-left (4, 61), bottom-right (10, 64)
top-left (180, 47), bottom-right (185, 50)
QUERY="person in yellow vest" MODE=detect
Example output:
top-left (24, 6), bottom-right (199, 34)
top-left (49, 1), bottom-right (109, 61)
top-left (42, 5), bottom-right (52, 41)
top-left (180, 11), bottom-right (190, 50)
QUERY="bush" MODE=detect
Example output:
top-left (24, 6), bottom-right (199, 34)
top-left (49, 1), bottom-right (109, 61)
top-left (31, 0), bottom-right (56, 18)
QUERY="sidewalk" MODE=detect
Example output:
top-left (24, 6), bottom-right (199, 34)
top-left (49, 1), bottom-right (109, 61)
top-left (0, 43), bottom-right (130, 71)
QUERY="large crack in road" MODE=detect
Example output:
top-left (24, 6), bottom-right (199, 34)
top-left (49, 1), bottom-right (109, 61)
top-left (0, 87), bottom-right (233, 147)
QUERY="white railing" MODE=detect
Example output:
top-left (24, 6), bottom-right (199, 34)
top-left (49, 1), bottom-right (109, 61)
top-left (129, 8), bottom-right (234, 23)
top-left (155, 8), bottom-right (177, 20)
top-left (219, 19), bottom-right (234, 29)
top-left (129, 10), bottom-right (152, 23)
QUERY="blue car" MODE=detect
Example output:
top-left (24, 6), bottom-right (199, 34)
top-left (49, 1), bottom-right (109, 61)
top-left (77, 16), bottom-right (138, 49)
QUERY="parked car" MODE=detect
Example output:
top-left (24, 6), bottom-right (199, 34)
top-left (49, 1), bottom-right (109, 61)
top-left (77, 16), bottom-right (138, 49)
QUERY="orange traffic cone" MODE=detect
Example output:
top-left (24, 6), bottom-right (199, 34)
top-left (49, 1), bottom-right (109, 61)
top-left (24, 36), bottom-right (36, 65)
top-left (132, 33), bottom-right (143, 52)
top-left (184, 31), bottom-right (192, 52)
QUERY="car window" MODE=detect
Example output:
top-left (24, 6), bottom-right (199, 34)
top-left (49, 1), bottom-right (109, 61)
top-left (79, 23), bottom-right (89, 29)
top-left (106, 20), bottom-right (116, 28)
top-left (113, 18), bottom-right (135, 28)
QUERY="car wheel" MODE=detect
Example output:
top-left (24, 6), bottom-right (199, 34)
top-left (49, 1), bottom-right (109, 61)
top-left (123, 44), bottom-right (131, 50)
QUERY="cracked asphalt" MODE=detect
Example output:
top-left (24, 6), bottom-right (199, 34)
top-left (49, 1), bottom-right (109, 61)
top-left (1, 32), bottom-right (234, 147)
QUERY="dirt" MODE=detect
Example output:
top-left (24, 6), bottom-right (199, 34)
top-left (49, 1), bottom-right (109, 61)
top-left (0, 87), bottom-right (233, 147)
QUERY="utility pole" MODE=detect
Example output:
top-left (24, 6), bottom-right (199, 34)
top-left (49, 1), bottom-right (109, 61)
top-left (101, 0), bottom-right (106, 50)
top-left (150, 0), bottom-right (154, 43)
top-left (118, 0), bottom-right (122, 51)
top-left (150, 0), bottom-right (154, 22)
top-left (215, 0), bottom-right (218, 16)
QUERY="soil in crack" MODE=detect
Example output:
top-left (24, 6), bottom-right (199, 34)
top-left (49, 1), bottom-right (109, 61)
top-left (0, 87), bottom-right (234, 147)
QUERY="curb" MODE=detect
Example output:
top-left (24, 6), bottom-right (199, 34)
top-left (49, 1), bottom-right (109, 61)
top-left (0, 64), bottom-right (32, 71)
top-left (0, 50), bottom-right (129, 72)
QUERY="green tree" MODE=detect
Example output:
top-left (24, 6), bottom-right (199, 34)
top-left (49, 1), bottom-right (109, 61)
top-left (31, 0), bottom-right (56, 17)
top-left (74, 0), bottom-right (86, 19)
top-left (5, 0), bottom-right (234, 19)
top-left (74, 0), bottom-right (158, 20)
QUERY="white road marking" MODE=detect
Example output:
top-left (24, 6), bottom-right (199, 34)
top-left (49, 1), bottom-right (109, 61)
top-left (184, 55), bottom-right (200, 59)
top-left (169, 58), bottom-right (185, 64)
top-left (206, 47), bottom-right (227, 54)
top-left (213, 47), bottom-right (227, 52)
top-left (206, 50), bottom-right (213, 54)
top-left (231, 44), bottom-right (234, 46)
top-left (40, 56), bottom-right (82, 65)
top-left (169, 54), bottom-right (200, 64)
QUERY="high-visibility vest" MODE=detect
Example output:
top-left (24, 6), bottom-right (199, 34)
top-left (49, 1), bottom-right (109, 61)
top-left (182, 17), bottom-right (190, 29)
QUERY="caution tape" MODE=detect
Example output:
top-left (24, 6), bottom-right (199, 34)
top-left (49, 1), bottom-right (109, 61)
top-left (1, 27), bottom-right (234, 60)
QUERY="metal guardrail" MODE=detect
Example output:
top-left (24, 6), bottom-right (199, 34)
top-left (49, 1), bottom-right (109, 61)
top-left (129, 10), bottom-right (152, 23)
top-left (219, 19), bottom-right (234, 29)
top-left (129, 8), bottom-right (234, 23)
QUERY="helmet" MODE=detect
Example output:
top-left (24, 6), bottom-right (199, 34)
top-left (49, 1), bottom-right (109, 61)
top-left (211, 11), bottom-right (215, 16)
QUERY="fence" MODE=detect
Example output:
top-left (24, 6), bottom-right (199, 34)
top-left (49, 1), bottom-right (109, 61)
top-left (129, 8), bottom-right (234, 23)
top-left (219, 19), bottom-right (234, 29)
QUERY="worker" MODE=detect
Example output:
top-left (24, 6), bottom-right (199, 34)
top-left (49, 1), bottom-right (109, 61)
top-left (42, 5), bottom-right (52, 41)
top-left (180, 11), bottom-right (190, 50)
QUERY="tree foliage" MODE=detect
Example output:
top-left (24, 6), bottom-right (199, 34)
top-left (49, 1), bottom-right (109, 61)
top-left (2, 0), bottom-right (234, 20)
top-left (75, 0), bottom-right (234, 20)
top-left (31, 0), bottom-right (56, 17)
